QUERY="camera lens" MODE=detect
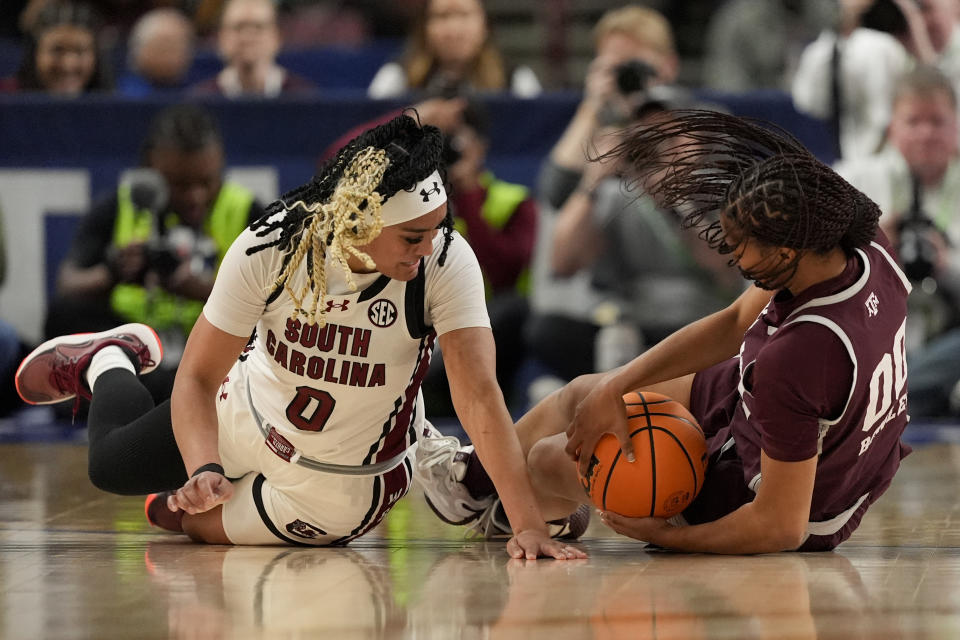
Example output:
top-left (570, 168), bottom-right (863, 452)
top-left (615, 59), bottom-right (656, 95)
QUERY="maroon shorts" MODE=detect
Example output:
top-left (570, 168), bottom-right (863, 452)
top-left (688, 357), bottom-right (741, 440)
top-left (681, 358), bottom-right (754, 526)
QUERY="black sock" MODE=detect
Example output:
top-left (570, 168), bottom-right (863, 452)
top-left (463, 449), bottom-right (497, 500)
top-left (86, 369), bottom-right (188, 495)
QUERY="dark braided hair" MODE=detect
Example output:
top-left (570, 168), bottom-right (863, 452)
top-left (612, 110), bottom-right (880, 289)
top-left (248, 112), bottom-right (452, 325)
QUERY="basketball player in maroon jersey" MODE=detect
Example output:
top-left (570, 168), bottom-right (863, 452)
top-left (422, 110), bottom-right (912, 553)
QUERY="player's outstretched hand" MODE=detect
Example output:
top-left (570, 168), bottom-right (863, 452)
top-left (167, 471), bottom-right (234, 515)
top-left (599, 510), bottom-right (671, 543)
top-left (507, 530), bottom-right (588, 560)
top-left (566, 378), bottom-right (633, 477)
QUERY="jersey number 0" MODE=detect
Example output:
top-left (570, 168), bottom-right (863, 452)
top-left (286, 386), bottom-right (336, 432)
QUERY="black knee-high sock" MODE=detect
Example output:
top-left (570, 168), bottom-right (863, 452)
top-left (86, 368), bottom-right (188, 495)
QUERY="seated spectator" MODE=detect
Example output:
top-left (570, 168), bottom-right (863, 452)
top-left (701, 0), bottom-right (835, 92)
top-left (45, 103), bottom-right (264, 407)
top-left (367, 0), bottom-right (541, 99)
top-left (835, 65), bottom-right (960, 418)
top-left (792, 0), bottom-right (960, 160)
top-left (188, 0), bottom-right (316, 98)
top-left (529, 102), bottom-right (740, 386)
top-left (525, 5), bottom-right (727, 392)
top-left (117, 7), bottom-right (195, 97)
top-left (0, 1), bottom-right (112, 95)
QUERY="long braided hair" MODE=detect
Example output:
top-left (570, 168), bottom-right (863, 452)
top-left (613, 110), bottom-right (880, 289)
top-left (247, 113), bottom-right (452, 326)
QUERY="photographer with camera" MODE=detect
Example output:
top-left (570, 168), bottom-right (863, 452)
top-left (46, 103), bottom-right (264, 407)
top-left (524, 5), bottom-right (739, 394)
top-left (792, 0), bottom-right (960, 160)
top-left (836, 65), bottom-right (960, 418)
top-left (542, 6), bottom-right (677, 188)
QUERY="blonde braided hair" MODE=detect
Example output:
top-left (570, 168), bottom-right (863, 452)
top-left (276, 147), bottom-right (390, 326)
top-left (248, 112), bottom-right (453, 323)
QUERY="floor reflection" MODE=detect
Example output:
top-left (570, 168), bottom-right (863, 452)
top-left (1, 443), bottom-right (960, 638)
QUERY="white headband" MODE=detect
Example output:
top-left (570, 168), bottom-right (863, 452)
top-left (380, 169), bottom-right (447, 226)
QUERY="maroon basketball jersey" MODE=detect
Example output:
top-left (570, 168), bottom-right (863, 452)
top-left (726, 238), bottom-right (912, 545)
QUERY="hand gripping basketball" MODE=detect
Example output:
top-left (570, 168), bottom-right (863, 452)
top-left (567, 379), bottom-right (636, 476)
top-left (578, 391), bottom-right (708, 518)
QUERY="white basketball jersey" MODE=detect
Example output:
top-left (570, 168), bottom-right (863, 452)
top-left (204, 220), bottom-right (489, 466)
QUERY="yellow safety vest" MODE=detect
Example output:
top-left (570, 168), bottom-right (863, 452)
top-left (110, 182), bottom-right (253, 334)
top-left (452, 171), bottom-right (532, 296)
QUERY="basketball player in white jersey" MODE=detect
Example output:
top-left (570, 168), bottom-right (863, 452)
top-left (15, 114), bottom-right (585, 560)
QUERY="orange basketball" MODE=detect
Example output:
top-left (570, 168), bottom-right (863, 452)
top-left (578, 391), bottom-right (708, 518)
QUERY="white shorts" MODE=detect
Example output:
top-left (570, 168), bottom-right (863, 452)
top-left (215, 364), bottom-right (416, 546)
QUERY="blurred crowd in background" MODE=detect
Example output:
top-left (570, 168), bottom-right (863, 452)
top-left (3, 0), bottom-right (960, 424)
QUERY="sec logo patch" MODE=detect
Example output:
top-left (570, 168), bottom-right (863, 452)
top-left (368, 299), bottom-right (397, 327)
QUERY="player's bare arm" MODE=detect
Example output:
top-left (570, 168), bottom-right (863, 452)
top-left (440, 326), bottom-right (586, 560)
top-left (601, 451), bottom-right (817, 554)
top-left (566, 285), bottom-right (774, 474)
top-left (169, 313), bottom-right (248, 514)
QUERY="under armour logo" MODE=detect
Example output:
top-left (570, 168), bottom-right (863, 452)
top-left (325, 299), bottom-right (350, 313)
top-left (420, 181), bottom-right (441, 202)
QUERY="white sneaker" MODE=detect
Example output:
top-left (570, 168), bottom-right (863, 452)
top-left (414, 422), bottom-right (494, 525)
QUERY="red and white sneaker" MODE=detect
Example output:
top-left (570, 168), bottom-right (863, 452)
top-left (144, 491), bottom-right (184, 533)
top-left (15, 323), bottom-right (163, 405)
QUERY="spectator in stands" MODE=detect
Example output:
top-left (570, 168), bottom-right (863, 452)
top-left (117, 8), bottom-right (195, 97)
top-left (367, 0), bottom-right (541, 99)
top-left (792, 0), bottom-right (960, 160)
top-left (0, 1), bottom-right (112, 95)
top-left (835, 65), bottom-right (960, 418)
top-left (701, 0), bottom-right (836, 92)
top-left (46, 104), bottom-right (264, 406)
top-left (525, 5), bottom-right (729, 392)
top-left (422, 100), bottom-right (540, 414)
top-left (529, 102), bottom-right (740, 387)
top-left (188, 0), bottom-right (315, 98)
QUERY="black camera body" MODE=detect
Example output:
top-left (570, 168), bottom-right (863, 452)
top-left (898, 216), bottom-right (940, 282)
top-left (614, 59), bottom-right (656, 96)
top-left (145, 238), bottom-right (183, 279)
top-left (442, 135), bottom-right (462, 167)
top-left (898, 176), bottom-right (943, 283)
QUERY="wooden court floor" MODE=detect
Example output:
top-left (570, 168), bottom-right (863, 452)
top-left (2, 433), bottom-right (960, 638)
